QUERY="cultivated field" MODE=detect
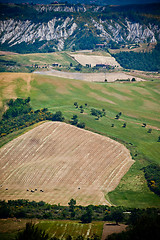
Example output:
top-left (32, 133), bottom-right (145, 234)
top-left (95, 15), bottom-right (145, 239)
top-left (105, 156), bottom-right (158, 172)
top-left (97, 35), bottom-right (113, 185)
top-left (0, 219), bottom-right (104, 240)
top-left (69, 53), bottom-right (121, 68)
top-left (0, 121), bottom-right (134, 206)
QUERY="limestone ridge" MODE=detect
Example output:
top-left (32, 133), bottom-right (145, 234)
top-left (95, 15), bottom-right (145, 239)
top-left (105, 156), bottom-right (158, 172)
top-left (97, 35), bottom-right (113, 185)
top-left (0, 18), bottom-right (77, 51)
top-left (0, 4), bottom-right (159, 52)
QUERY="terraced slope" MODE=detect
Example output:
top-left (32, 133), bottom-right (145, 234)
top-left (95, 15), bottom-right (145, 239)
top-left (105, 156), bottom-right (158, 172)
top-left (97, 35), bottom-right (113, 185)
top-left (0, 122), bottom-right (134, 206)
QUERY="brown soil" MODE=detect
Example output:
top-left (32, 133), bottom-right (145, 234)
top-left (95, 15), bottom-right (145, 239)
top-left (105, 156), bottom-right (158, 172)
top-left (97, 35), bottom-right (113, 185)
top-left (101, 223), bottom-right (127, 240)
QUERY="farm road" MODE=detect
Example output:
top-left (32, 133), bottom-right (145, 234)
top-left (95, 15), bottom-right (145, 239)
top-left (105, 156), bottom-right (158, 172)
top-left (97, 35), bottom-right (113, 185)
top-left (34, 70), bottom-right (145, 82)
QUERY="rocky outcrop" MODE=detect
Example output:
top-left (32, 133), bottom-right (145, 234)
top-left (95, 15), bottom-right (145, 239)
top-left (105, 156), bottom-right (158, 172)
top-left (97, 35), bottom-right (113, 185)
top-left (0, 18), bottom-right (77, 51)
top-left (93, 18), bottom-right (159, 44)
top-left (0, 13), bottom-right (159, 51)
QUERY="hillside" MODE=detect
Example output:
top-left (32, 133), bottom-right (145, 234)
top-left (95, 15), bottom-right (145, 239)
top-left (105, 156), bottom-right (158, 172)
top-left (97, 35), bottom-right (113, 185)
top-left (0, 121), bottom-right (134, 205)
top-left (0, 72), bottom-right (160, 207)
top-left (0, 3), bottom-right (160, 53)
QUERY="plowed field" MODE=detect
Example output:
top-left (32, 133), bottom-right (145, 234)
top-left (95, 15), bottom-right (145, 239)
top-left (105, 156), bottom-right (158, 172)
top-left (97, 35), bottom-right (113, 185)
top-left (0, 122), bottom-right (134, 206)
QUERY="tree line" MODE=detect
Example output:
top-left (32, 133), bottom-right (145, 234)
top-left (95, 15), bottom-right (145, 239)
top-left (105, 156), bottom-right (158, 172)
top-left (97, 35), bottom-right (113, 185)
top-left (0, 97), bottom-right (65, 138)
top-left (1, 98), bottom-right (86, 138)
top-left (113, 42), bottom-right (160, 71)
top-left (0, 199), bottom-right (159, 240)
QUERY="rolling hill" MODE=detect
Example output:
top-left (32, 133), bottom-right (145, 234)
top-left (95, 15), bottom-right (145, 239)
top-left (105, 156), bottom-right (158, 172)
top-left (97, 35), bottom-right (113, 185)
top-left (0, 121), bottom-right (134, 205)
top-left (0, 72), bottom-right (160, 207)
top-left (0, 3), bottom-right (160, 53)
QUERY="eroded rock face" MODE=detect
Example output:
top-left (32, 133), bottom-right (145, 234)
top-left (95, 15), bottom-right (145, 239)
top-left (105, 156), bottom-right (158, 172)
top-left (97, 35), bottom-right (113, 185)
top-left (92, 18), bottom-right (159, 44)
top-left (0, 18), bottom-right (77, 51)
top-left (0, 12), bottom-right (159, 51)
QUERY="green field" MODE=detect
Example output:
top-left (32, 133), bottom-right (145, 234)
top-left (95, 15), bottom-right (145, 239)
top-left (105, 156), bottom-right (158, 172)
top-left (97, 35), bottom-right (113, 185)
top-left (0, 219), bottom-right (103, 240)
top-left (0, 52), bottom-right (77, 72)
top-left (0, 72), bottom-right (160, 207)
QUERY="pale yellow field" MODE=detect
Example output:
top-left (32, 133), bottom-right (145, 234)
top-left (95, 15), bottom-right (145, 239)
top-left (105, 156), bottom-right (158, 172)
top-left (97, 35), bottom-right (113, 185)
top-left (0, 122), bottom-right (134, 206)
top-left (35, 70), bottom-right (145, 82)
top-left (69, 53), bottom-right (121, 67)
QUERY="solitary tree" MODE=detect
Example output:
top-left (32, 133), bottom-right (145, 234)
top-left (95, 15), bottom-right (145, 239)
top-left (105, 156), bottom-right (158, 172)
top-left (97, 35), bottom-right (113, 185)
top-left (147, 128), bottom-right (152, 133)
top-left (74, 102), bottom-right (78, 108)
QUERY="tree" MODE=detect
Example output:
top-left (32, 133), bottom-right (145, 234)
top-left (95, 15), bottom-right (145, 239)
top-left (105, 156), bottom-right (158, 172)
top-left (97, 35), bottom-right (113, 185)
top-left (157, 136), bottom-right (160, 142)
top-left (81, 206), bottom-right (92, 223)
top-left (71, 115), bottom-right (78, 125)
top-left (15, 222), bottom-right (49, 240)
top-left (122, 123), bottom-right (126, 128)
top-left (111, 208), bottom-right (124, 225)
top-left (115, 114), bottom-right (120, 120)
top-left (77, 122), bottom-right (85, 128)
top-left (74, 102), bottom-right (78, 108)
top-left (68, 199), bottom-right (76, 212)
top-left (68, 199), bottom-right (76, 218)
top-left (147, 128), bottom-right (152, 133)
top-left (52, 111), bottom-right (64, 122)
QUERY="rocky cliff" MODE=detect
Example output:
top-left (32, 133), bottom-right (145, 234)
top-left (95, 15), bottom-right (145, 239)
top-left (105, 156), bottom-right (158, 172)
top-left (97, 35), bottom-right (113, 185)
top-left (0, 3), bottom-right (159, 52)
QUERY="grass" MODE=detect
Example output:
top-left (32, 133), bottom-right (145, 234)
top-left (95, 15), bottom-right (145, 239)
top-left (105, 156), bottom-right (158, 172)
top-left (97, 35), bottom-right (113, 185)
top-left (37, 221), bottom-right (103, 239)
top-left (0, 219), bottom-right (104, 240)
top-left (0, 52), bottom-right (77, 72)
top-left (0, 72), bottom-right (160, 207)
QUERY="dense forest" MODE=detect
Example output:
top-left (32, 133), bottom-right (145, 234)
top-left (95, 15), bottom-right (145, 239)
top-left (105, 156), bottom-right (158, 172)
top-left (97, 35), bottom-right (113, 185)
top-left (0, 98), bottom-right (64, 137)
top-left (113, 43), bottom-right (160, 71)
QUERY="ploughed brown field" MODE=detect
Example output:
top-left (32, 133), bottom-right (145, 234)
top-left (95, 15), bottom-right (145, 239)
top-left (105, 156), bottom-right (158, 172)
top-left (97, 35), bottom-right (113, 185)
top-left (0, 122), bottom-right (134, 206)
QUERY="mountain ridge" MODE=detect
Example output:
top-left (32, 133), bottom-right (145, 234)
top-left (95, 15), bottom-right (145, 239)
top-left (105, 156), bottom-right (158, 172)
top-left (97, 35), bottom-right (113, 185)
top-left (0, 3), bottom-right (160, 53)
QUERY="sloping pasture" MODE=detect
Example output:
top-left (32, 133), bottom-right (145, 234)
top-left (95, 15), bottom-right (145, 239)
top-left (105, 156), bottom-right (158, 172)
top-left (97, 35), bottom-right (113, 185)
top-left (0, 122), bottom-right (134, 205)
top-left (0, 73), bottom-right (160, 207)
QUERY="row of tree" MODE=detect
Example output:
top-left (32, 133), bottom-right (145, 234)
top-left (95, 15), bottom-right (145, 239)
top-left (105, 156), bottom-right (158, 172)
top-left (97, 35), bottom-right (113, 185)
top-left (1, 199), bottom-right (160, 239)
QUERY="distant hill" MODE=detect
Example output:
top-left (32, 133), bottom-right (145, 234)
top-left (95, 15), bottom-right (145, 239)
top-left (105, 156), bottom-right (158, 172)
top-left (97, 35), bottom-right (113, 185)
top-left (0, 2), bottom-right (160, 53)
top-left (1, 0), bottom-right (160, 5)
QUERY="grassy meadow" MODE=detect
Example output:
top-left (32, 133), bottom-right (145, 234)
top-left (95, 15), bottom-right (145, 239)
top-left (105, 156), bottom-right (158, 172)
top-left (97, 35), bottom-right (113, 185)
top-left (0, 219), bottom-right (103, 240)
top-left (0, 72), bottom-right (160, 208)
top-left (0, 52), bottom-right (77, 72)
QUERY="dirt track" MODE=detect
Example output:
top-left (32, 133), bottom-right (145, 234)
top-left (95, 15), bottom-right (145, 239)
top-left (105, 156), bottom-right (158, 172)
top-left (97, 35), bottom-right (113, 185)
top-left (0, 122), bottom-right (134, 206)
top-left (34, 70), bottom-right (145, 82)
